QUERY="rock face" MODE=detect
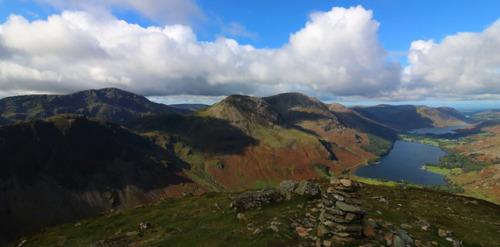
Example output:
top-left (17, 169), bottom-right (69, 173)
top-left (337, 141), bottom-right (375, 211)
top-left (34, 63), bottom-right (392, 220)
top-left (232, 188), bottom-right (283, 211)
top-left (232, 180), bottom-right (320, 211)
top-left (295, 180), bottom-right (320, 196)
top-left (276, 179), bottom-right (320, 200)
top-left (277, 180), bottom-right (299, 198)
top-left (317, 178), bottom-right (366, 243)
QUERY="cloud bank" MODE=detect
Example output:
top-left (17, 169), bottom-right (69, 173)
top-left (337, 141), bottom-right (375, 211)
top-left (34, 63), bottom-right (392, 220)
top-left (402, 19), bottom-right (500, 100)
top-left (0, 5), bottom-right (499, 102)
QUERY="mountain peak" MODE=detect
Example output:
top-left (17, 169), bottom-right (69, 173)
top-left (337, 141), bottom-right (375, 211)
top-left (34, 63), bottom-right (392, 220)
top-left (196, 94), bottom-right (286, 130)
top-left (263, 92), bottom-right (338, 124)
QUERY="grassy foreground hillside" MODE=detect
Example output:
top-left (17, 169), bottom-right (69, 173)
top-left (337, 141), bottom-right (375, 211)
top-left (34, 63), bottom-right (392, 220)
top-left (9, 180), bottom-right (500, 247)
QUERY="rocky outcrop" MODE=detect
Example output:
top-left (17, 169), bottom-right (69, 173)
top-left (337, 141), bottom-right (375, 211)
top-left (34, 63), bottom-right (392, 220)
top-left (277, 179), bottom-right (320, 200)
top-left (294, 180), bottom-right (320, 196)
top-left (231, 188), bottom-right (283, 211)
top-left (276, 180), bottom-right (299, 198)
top-left (232, 179), bottom-right (321, 211)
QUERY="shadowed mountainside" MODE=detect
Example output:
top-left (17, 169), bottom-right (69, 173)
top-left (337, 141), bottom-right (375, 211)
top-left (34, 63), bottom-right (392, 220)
top-left (127, 113), bottom-right (259, 156)
top-left (351, 104), bottom-right (472, 132)
top-left (168, 104), bottom-right (210, 114)
top-left (0, 115), bottom-right (202, 243)
top-left (0, 88), bottom-right (184, 125)
top-left (328, 103), bottom-right (397, 141)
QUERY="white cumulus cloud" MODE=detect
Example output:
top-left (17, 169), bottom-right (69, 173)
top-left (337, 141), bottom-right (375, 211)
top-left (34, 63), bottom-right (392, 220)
top-left (2, 5), bottom-right (498, 103)
top-left (403, 19), bottom-right (500, 100)
top-left (0, 6), bottom-right (402, 99)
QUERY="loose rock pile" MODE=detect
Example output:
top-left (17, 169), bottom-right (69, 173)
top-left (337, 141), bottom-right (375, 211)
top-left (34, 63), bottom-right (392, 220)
top-left (317, 177), bottom-right (366, 243)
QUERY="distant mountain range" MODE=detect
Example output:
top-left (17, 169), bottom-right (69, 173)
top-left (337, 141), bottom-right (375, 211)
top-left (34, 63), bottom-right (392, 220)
top-left (350, 104), bottom-right (472, 132)
top-left (0, 88), bottom-right (481, 243)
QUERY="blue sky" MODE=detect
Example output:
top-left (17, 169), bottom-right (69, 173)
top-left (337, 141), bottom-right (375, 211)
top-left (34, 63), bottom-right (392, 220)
top-left (3, 1), bottom-right (498, 51)
top-left (0, 0), bottom-right (499, 108)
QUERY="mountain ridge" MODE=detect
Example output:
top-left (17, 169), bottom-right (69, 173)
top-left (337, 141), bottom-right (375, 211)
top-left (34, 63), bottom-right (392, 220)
top-left (0, 88), bottom-right (482, 244)
top-left (0, 114), bottom-right (204, 243)
top-left (0, 88), bottom-right (184, 125)
top-left (351, 104), bottom-right (473, 131)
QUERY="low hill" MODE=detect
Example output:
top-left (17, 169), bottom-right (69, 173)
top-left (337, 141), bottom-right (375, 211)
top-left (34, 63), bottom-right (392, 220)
top-left (454, 119), bottom-right (500, 161)
top-left (470, 109), bottom-right (500, 121)
top-left (417, 106), bottom-right (471, 127)
top-left (351, 105), bottom-right (472, 132)
top-left (0, 115), bottom-right (202, 243)
top-left (0, 88), bottom-right (183, 125)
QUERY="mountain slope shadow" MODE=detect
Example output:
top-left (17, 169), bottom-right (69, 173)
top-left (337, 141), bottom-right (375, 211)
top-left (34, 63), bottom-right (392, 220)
top-left (0, 114), bottom-right (194, 243)
top-left (127, 114), bottom-right (259, 155)
top-left (351, 105), bottom-right (434, 132)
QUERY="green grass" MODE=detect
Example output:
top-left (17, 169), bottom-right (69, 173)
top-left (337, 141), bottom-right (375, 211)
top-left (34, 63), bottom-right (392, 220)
top-left (10, 181), bottom-right (500, 247)
top-left (249, 178), bottom-right (280, 190)
top-left (361, 134), bottom-right (393, 156)
top-left (423, 166), bottom-right (462, 176)
top-left (354, 177), bottom-right (400, 186)
top-left (352, 177), bottom-right (423, 189)
top-left (311, 163), bottom-right (330, 177)
top-left (10, 192), bottom-right (319, 247)
top-left (359, 183), bottom-right (500, 247)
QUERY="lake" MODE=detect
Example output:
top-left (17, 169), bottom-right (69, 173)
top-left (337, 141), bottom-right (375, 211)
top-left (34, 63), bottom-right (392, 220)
top-left (354, 140), bottom-right (448, 185)
top-left (407, 124), bottom-right (472, 134)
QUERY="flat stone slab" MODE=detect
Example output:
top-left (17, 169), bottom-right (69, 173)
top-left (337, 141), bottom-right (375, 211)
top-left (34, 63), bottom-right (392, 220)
top-left (336, 201), bottom-right (365, 214)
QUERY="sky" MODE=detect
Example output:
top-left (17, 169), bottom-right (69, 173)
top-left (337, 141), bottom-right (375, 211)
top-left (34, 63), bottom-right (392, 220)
top-left (0, 0), bottom-right (499, 108)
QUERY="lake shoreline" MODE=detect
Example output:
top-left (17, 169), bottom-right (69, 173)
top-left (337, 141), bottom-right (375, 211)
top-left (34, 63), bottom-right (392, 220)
top-left (354, 140), bottom-right (449, 185)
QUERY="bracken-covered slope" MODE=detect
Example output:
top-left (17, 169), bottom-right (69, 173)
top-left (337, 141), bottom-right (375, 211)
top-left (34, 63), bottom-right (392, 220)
top-left (455, 119), bottom-right (500, 160)
top-left (128, 93), bottom-right (389, 190)
top-left (351, 104), bottom-right (472, 132)
top-left (448, 120), bottom-right (500, 203)
top-left (0, 88), bottom-right (183, 125)
top-left (0, 115), bottom-right (202, 243)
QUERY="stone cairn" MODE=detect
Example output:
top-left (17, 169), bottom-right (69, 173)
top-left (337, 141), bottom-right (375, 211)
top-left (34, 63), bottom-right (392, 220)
top-left (317, 177), bottom-right (366, 243)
